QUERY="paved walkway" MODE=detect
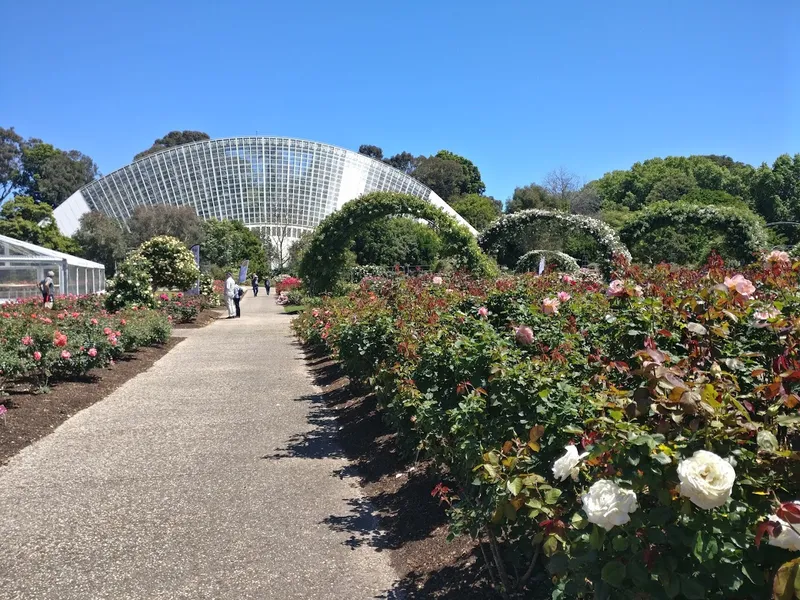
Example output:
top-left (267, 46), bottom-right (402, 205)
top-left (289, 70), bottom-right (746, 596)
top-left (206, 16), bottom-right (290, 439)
top-left (0, 294), bottom-right (396, 599)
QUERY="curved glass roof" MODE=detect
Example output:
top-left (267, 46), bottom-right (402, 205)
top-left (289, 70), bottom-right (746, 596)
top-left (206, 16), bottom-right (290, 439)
top-left (54, 137), bottom-right (475, 239)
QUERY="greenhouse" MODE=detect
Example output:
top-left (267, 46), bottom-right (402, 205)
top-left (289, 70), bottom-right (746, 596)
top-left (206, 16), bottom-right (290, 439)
top-left (0, 234), bottom-right (106, 302)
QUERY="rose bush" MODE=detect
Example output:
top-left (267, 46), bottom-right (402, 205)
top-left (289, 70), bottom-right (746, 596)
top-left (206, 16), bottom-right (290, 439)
top-left (292, 258), bottom-right (800, 599)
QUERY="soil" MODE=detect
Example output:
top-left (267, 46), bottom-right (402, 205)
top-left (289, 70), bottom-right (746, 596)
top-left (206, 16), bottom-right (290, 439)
top-left (173, 307), bottom-right (226, 329)
top-left (301, 348), bottom-right (501, 599)
top-left (0, 338), bottom-right (183, 466)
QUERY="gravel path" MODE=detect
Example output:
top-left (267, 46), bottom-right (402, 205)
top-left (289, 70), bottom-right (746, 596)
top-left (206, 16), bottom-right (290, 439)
top-left (0, 295), bottom-right (397, 599)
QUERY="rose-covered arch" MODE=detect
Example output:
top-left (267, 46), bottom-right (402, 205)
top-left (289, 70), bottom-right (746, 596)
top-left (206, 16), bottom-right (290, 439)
top-left (620, 202), bottom-right (768, 265)
top-left (298, 191), bottom-right (495, 294)
top-left (479, 209), bottom-right (630, 277)
top-left (516, 250), bottom-right (580, 274)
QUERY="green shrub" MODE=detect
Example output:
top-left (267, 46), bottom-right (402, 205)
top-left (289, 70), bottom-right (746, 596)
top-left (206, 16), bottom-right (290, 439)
top-left (133, 235), bottom-right (199, 290)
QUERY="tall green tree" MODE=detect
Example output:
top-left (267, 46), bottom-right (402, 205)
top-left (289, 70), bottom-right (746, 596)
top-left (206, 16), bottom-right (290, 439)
top-left (134, 131), bottom-right (210, 160)
top-left (0, 126), bottom-right (23, 201)
top-left (17, 140), bottom-right (98, 207)
top-left (383, 152), bottom-right (419, 174)
top-left (201, 218), bottom-right (268, 277)
top-left (449, 194), bottom-right (502, 231)
top-left (413, 156), bottom-right (468, 201)
top-left (506, 183), bottom-right (565, 213)
top-left (73, 211), bottom-right (128, 276)
top-left (127, 205), bottom-right (204, 247)
top-left (358, 145), bottom-right (383, 160)
top-left (435, 150), bottom-right (486, 195)
top-left (0, 195), bottom-right (79, 253)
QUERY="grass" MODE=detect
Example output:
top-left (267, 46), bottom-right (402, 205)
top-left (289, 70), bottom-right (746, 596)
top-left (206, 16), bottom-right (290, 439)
top-left (283, 305), bottom-right (306, 314)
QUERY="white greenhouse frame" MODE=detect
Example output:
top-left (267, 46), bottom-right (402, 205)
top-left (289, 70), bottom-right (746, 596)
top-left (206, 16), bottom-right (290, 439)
top-left (0, 234), bottom-right (106, 302)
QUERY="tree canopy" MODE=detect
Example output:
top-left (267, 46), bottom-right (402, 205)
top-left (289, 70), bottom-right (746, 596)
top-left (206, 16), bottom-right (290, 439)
top-left (127, 205), bottom-right (205, 247)
top-left (0, 127), bottom-right (23, 202)
top-left (73, 211), bottom-right (128, 276)
top-left (358, 145), bottom-right (383, 160)
top-left (200, 218), bottom-right (269, 278)
top-left (435, 150), bottom-right (486, 195)
top-left (0, 195), bottom-right (78, 253)
top-left (134, 131), bottom-right (211, 161)
top-left (449, 194), bottom-right (502, 231)
top-left (413, 157), bottom-right (468, 201)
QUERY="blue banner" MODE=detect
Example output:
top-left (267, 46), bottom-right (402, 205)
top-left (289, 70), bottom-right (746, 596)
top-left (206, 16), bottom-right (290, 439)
top-left (238, 260), bottom-right (249, 284)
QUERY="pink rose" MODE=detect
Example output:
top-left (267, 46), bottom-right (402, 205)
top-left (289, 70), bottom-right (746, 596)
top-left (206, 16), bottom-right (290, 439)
top-left (562, 275), bottom-right (576, 285)
top-left (557, 291), bottom-right (571, 302)
top-left (103, 327), bottom-right (112, 335)
top-left (542, 298), bottom-right (560, 315)
top-left (478, 307), bottom-right (489, 318)
top-left (88, 348), bottom-right (98, 357)
top-left (632, 285), bottom-right (644, 297)
top-left (60, 350), bottom-right (71, 360)
top-left (515, 325), bottom-right (534, 346)
top-left (765, 250), bottom-right (791, 267)
top-left (91, 318), bottom-right (98, 325)
top-left (33, 351), bottom-right (42, 361)
top-left (724, 274), bottom-right (755, 299)
top-left (607, 280), bottom-right (625, 297)
top-left (120, 319), bottom-right (126, 326)
top-left (432, 276), bottom-right (443, 285)
top-left (21, 335), bottom-right (32, 346)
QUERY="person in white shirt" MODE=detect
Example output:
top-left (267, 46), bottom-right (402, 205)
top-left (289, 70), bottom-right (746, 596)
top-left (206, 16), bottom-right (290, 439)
top-left (224, 272), bottom-right (236, 319)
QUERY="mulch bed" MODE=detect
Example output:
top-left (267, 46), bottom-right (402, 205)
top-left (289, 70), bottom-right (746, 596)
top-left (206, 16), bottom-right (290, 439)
top-left (302, 348), bottom-right (500, 599)
top-left (0, 337), bottom-right (183, 466)
top-left (173, 307), bottom-right (226, 329)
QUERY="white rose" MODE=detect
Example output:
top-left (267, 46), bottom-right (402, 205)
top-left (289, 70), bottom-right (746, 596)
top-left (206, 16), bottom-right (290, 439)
top-left (677, 450), bottom-right (735, 510)
top-left (581, 480), bottom-right (638, 530)
top-left (768, 502), bottom-right (800, 551)
top-left (552, 445), bottom-right (588, 481)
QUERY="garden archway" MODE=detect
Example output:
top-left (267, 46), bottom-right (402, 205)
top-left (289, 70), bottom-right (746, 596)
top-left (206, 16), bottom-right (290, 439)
top-left (299, 191), bottom-right (494, 294)
top-left (619, 202), bottom-right (768, 265)
top-left (479, 209), bottom-right (630, 276)
top-left (516, 250), bottom-right (580, 273)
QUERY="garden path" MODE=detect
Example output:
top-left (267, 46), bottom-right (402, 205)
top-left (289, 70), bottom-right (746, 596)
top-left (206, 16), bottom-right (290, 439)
top-left (0, 294), bottom-right (397, 599)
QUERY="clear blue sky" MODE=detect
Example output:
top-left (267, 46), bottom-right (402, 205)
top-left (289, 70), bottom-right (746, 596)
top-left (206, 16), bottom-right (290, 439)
top-left (2, 0), bottom-right (797, 200)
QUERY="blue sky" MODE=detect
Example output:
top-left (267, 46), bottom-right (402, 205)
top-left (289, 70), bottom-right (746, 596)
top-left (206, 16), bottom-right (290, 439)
top-left (1, 0), bottom-right (797, 200)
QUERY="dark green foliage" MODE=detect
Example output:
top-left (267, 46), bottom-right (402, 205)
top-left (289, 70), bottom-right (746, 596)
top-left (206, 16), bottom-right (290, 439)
top-left (299, 191), bottom-right (495, 294)
top-left (134, 130), bottom-right (210, 161)
top-left (383, 151), bottom-right (419, 174)
top-left (435, 150), bottom-right (486, 195)
top-left (351, 217), bottom-right (442, 266)
top-left (0, 126), bottom-right (23, 201)
top-left (73, 211), bottom-right (128, 276)
top-left (412, 156), bottom-right (468, 201)
top-left (620, 202), bottom-right (768, 266)
top-left (507, 183), bottom-right (565, 213)
top-left (17, 140), bottom-right (98, 207)
top-left (357, 144), bottom-right (383, 160)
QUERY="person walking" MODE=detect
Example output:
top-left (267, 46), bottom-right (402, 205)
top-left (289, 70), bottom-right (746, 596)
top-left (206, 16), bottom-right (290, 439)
top-left (264, 277), bottom-right (271, 296)
top-left (38, 270), bottom-right (55, 308)
top-left (224, 272), bottom-right (236, 319)
top-left (233, 282), bottom-right (243, 318)
top-left (251, 273), bottom-right (259, 297)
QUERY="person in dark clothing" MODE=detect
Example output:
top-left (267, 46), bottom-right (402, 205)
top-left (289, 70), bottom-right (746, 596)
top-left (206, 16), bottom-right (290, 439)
top-left (39, 270), bottom-right (55, 307)
top-left (233, 283), bottom-right (243, 317)
top-left (252, 274), bottom-right (259, 296)
top-left (264, 278), bottom-right (271, 296)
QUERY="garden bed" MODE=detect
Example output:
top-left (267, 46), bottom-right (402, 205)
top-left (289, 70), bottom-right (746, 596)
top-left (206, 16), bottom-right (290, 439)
top-left (0, 337), bottom-right (182, 466)
top-left (172, 306), bottom-right (226, 328)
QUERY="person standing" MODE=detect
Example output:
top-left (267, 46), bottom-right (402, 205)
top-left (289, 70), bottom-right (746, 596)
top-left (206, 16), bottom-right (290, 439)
top-left (39, 270), bottom-right (55, 308)
top-left (264, 277), bottom-right (271, 296)
top-left (233, 282), bottom-right (243, 318)
top-left (224, 272), bottom-right (236, 319)
top-left (252, 273), bottom-right (259, 297)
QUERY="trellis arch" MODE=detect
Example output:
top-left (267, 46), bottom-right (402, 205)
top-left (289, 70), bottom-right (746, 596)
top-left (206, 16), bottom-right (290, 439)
top-left (516, 250), bottom-right (580, 274)
top-left (299, 191), bottom-right (495, 294)
top-left (620, 202), bottom-right (768, 265)
top-left (479, 209), bottom-right (631, 276)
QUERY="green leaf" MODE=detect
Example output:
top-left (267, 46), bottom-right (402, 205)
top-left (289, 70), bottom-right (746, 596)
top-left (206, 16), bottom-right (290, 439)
top-left (687, 322), bottom-right (708, 335)
top-left (692, 530), bottom-right (719, 562)
top-left (544, 487), bottom-right (562, 505)
top-left (547, 552), bottom-right (569, 575)
top-left (611, 535), bottom-right (629, 551)
top-left (590, 525), bottom-right (606, 550)
top-left (626, 559), bottom-right (649, 587)
top-left (542, 534), bottom-right (560, 557)
top-left (570, 512), bottom-right (588, 530)
top-left (680, 575), bottom-right (706, 599)
top-left (507, 477), bottom-right (523, 496)
top-left (601, 560), bottom-right (626, 587)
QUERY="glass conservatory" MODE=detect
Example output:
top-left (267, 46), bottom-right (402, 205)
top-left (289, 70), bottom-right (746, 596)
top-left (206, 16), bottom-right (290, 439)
top-left (0, 234), bottom-right (106, 302)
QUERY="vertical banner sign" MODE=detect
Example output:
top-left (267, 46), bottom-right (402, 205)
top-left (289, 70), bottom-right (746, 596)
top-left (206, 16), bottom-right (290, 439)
top-left (538, 256), bottom-right (546, 276)
top-left (189, 244), bottom-right (201, 295)
top-left (238, 260), bottom-right (249, 284)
